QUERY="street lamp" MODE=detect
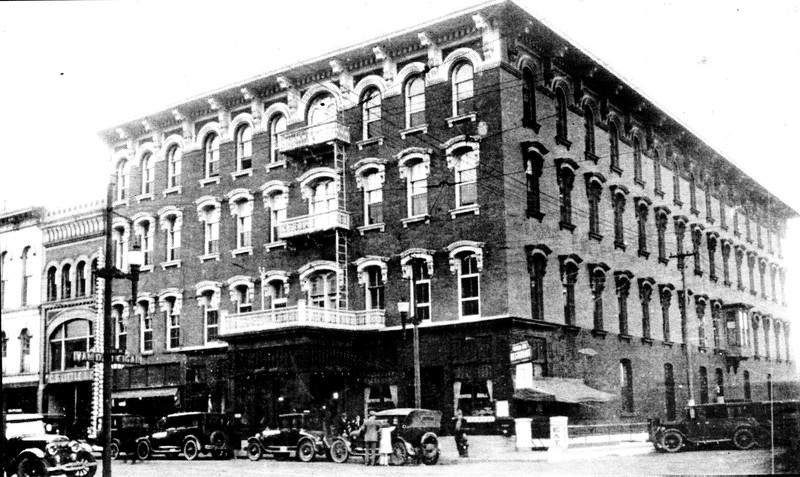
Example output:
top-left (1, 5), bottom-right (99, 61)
top-left (398, 301), bottom-right (421, 408)
top-left (96, 177), bottom-right (143, 477)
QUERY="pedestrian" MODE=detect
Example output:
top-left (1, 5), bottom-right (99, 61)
top-left (453, 409), bottom-right (469, 458)
top-left (360, 410), bottom-right (381, 465)
top-left (121, 437), bottom-right (139, 464)
top-left (379, 417), bottom-right (396, 466)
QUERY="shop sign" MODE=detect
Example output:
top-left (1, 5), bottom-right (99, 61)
top-left (72, 351), bottom-right (142, 365)
top-left (47, 369), bottom-right (93, 383)
top-left (510, 341), bottom-right (531, 364)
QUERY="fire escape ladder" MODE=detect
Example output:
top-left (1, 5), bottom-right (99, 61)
top-left (334, 141), bottom-right (348, 310)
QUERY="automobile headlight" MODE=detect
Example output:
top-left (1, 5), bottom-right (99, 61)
top-left (70, 441), bottom-right (82, 453)
top-left (46, 443), bottom-right (59, 456)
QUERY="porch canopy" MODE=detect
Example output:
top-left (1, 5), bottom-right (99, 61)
top-left (513, 378), bottom-right (614, 403)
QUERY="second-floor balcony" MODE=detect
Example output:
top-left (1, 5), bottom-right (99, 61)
top-left (220, 300), bottom-right (385, 337)
top-left (278, 209), bottom-right (350, 239)
top-left (277, 121), bottom-right (350, 155)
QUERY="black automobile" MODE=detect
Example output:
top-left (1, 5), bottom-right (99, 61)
top-left (651, 403), bottom-right (762, 452)
top-left (329, 408), bottom-right (441, 465)
top-left (86, 414), bottom-right (150, 459)
top-left (3, 413), bottom-right (97, 477)
top-left (246, 412), bottom-right (327, 462)
top-left (135, 412), bottom-right (237, 461)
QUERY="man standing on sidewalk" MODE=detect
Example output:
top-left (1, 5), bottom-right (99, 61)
top-left (360, 410), bottom-right (381, 465)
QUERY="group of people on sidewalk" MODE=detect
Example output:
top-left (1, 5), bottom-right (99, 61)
top-left (355, 410), bottom-right (396, 466)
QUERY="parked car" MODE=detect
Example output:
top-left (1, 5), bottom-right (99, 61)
top-left (246, 412), bottom-right (327, 462)
top-left (136, 412), bottom-right (238, 461)
top-left (328, 408), bottom-right (441, 465)
top-left (86, 414), bottom-right (150, 459)
top-left (651, 403), bottom-right (763, 452)
top-left (3, 412), bottom-right (97, 477)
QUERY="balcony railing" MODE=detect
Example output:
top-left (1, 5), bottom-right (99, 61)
top-left (278, 210), bottom-right (350, 239)
top-left (277, 121), bottom-right (350, 154)
top-left (220, 300), bottom-right (385, 337)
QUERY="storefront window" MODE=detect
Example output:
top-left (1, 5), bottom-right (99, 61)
top-left (50, 319), bottom-right (94, 371)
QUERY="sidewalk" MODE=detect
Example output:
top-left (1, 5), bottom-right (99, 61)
top-left (437, 435), bottom-right (654, 463)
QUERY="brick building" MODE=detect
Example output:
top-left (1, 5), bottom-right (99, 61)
top-left (84, 0), bottom-right (796, 430)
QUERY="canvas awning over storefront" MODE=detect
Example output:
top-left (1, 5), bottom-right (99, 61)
top-left (513, 378), bottom-right (614, 403)
top-left (113, 387), bottom-right (179, 400)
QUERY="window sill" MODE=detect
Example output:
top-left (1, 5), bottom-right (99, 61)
top-left (140, 264), bottom-right (154, 273)
top-left (658, 257), bottom-right (669, 265)
top-left (662, 341), bottom-right (674, 348)
top-left (526, 211), bottom-right (545, 222)
top-left (113, 199), bottom-right (129, 208)
top-left (163, 186), bottom-right (182, 197)
top-left (264, 241), bottom-right (287, 252)
top-left (564, 324), bottom-right (581, 334)
top-left (720, 224), bottom-right (728, 231)
top-left (673, 199), bottom-right (683, 208)
top-left (738, 284), bottom-right (745, 291)
top-left (179, 342), bottom-right (228, 352)
top-left (584, 151), bottom-right (599, 164)
top-left (750, 290), bottom-right (758, 296)
top-left (136, 193), bottom-right (154, 203)
top-left (358, 223), bottom-right (385, 235)
top-left (733, 231), bottom-right (741, 238)
top-left (356, 137), bottom-right (384, 150)
top-left (690, 208), bottom-right (700, 216)
top-left (591, 329), bottom-right (607, 338)
top-left (265, 160), bottom-right (287, 171)
top-left (522, 119), bottom-right (541, 133)
top-left (449, 204), bottom-right (480, 219)
top-left (654, 189), bottom-right (665, 199)
top-left (641, 337), bottom-right (655, 346)
top-left (400, 124), bottom-right (428, 139)
top-left (693, 269), bottom-right (703, 277)
top-left (231, 246), bottom-right (253, 257)
top-left (164, 347), bottom-right (183, 353)
top-left (618, 334), bottom-right (633, 342)
top-left (141, 351), bottom-right (154, 356)
top-left (614, 240), bottom-right (626, 251)
top-left (634, 179), bottom-right (646, 188)
top-left (589, 232), bottom-right (603, 242)
top-left (709, 275), bottom-right (718, 283)
top-left (559, 221), bottom-right (576, 232)
top-left (446, 112), bottom-right (476, 128)
top-left (231, 169), bottom-right (253, 180)
top-left (161, 260), bottom-right (182, 270)
top-left (638, 250), bottom-right (650, 259)
top-left (199, 176), bottom-right (220, 187)
top-left (402, 215), bottom-right (430, 228)
top-left (198, 253), bottom-right (220, 262)
top-left (610, 165), bottom-right (623, 176)
top-left (707, 217), bottom-right (715, 225)
top-left (554, 135), bottom-right (571, 150)
top-left (722, 280), bottom-right (731, 287)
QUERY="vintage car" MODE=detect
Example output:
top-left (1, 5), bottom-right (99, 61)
top-left (328, 408), bottom-right (441, 465)
top-left (651, 403), bottom-right (763, 452)
top-left (135, 412), bottom-right (237, 461)
top-left (3, 413), bottom-right (97, 477)
top-left (86, 414), bottom-right (150, 459)
top-left (246, 412), bottom-right (327, 462)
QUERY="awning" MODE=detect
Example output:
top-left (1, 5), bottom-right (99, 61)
top-left (513, 378), bottom-right (615, 403)
top-left (113, 387), bottom-right (178, 400)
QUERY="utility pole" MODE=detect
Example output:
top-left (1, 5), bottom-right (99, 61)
top-left (100, 178), bottom-right (114, 477)
top-left (671, 251), bottom-right (697, 406)
top-left (398, 301), bottom-right (421, 409)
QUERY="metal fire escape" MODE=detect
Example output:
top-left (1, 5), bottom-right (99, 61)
top-left (334, 140), bottom-right (348, 310)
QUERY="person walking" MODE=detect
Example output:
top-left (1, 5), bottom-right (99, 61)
top-left (378, 417), bottom-right (396, 466)
top-left (360, 410), bottom-right (381, 465)
top-left (453, 409), bottom-right (469, 458)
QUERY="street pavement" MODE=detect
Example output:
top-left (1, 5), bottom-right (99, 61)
top-left (98, 444), bottom-right (795, 476)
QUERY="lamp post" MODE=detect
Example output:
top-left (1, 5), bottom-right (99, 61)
top-left (96, 178), bottom-right (143, 477)
top-left (671, 251), bottom-right (697, 408)
top-left (398, 301), bottom-right (421, 408)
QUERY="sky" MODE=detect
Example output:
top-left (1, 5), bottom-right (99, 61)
top-left (1, 0), bottom-right (798, 351)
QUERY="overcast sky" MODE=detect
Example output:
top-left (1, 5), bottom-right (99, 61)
top-left (1, 0), bottom-right (798, 349)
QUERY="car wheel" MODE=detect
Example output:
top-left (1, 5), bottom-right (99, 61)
top-left (136, 440), bottom-right (151, 460)
top-left (66, 450), bottom-right (97, 477)
top-left (247, 442), bottom-right (263, 461)
top-left (734, 427), bottom-right (757, 450)
top-left (17, 457), bottom-right (47, 477)
top-left (329, 439), bottom-right (349, 464)
top-left (209, 430), bottom-right (229, 448)
top-left (109, 441), bottom-right (120, 460)
top-left (297, 440), bottom-right (316, 462)
top-left (183, 437), bottom-right (200, 461)
top-left (419, 440), bottom-right (439, 465)
top-left (390, 441), bottom-right (407, 466)
top-left (660, 431), bottom-right (684, 453)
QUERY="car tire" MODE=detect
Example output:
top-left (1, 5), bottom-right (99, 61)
top-left (660, 430), bottom-right (684, 453)
top-left (209, 430), bottom-right (229, 449)
top-left (246, 442), bottom-right (263, 461)
top-left (733, 427), bottom-right (757, 450)
top-left (66, 450), bottom-right (97, 477)
top-left (183, 437), bottom-right (200, 461)
top-left (109, 441), bottom-right (120, 460)
top-left (329, 439), bottom-right (349, 463)
top-left (17, 456), bottom-right (47, 477)
top-left (390, 441), bottom-right (407, 466)
top-left (297, 440), bottom-right (316, 462)
top-left (136, 440), bottom-right (151, 461)
top-left (419, 439), bottom-right (439, 465)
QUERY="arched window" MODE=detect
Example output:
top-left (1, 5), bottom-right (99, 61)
top-left (452, 62), bottom-right (474, 116)
top-left (141, 153), bottom-right (155, 195)
top-left (639, 280), bottom-right (654, 339)
top-left (233, 284), bottom-right (253, 313)
top-left (699, 366), bottom-right (709, 403)
top-left (405, 76), bottom-right (426, 128)
top-left (653, 149), bottom-right (662, 193)
top-left (204, 133), bottom-right (220, 178)
top-left (116, 159), bottom-right (130, 201)
top-left (311, 179), bottom-right (337, 214)
top-left (660, 285), bottom-right (673, 342)
top-left (19, 328), bottom-right (31, 373)
top-left (197, 288), bottom-right (220, 343)
top-left (269, 114), bottom-right (287, 163)
top-left (308, 271), bottom-right (337, 309)
top-left (266, 191), bottom-right (287, 243)
top-left (75, 261), bottom-right (86, 297)
top-left (197, 203), bottom-right (220, 256)
top-left (633, 138), bottom-right (643, 183)
top-left (522, 67), bottom-right (536, 128)
top-left (528, 253), bottom-right (548, 321)
top-left (137, 299), bottom-right (154, 352)
top-left (407, 160), bottom-right (428, 217)
top-left (410, 258), bottom-right (431, 321)
top-left (162, 213), bottom-right (181, 262)
top-left (21, 247), bottom-right (31, 306)
top-left (135, 218), bottom-right (154, 266)
top-left (362, 88), bottom-right (381, 139)
top-left (112, 303), bottom-right (126, 351)
top-left (61, 264), bottom-right (71, 299)
top-left (453, 148), bottom-right (479, 209)
top-left (584, 106), bottom-right (595, 157)
top-left (50, 319), bottom-right (94, 371)
top-left (586, 176), bottom-right (604, 239)
top-left (609, 123), bottom-right (620, 171)
top-left (308, 94), bottom-right (336, 126)
top-left (365, 266), bottom-right (385, 310)
top-left (590, 266), bottom-right (607, 330)
top-left (113, 225), bottom-right (126, 269)
top-left (363, 170), bottom-right (383, 226)
top-left (160, 294), bottom-right (181, 350)
top-left (166, 145), bottom-right (182, 189)
top-left (557, 165), bottom-right (575, 227)
top-left (615, 272), bottom-right (632, 335)
top-left (235, 124), bottom-right (253, 171)
top-left (231, 197), bottom-right (253, 250)
top-left (636, 202), bottom-right (649, 256)
top-left (264, 279), bottom-right (287, 310)
top-left (664, 363), bottom-right (676, 420)
top-left (620, 359), bottom-right (634, 413)
top-left (90, 259), bottom-right (98, 295)
top-left (560, 259), bottom-right (580, 326)
top-left (715, 368), bottom-right (724, 401)
top-left (457, 252), bottom-right (480, 317)
top-left (612, 189), bottom-right (626, 249)
top-left (555, 87), bottom-right (568, 140)
top-left (47, 266), bottom-right (57, 301)
top-left (1, 251), bottom-right (7, 308)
